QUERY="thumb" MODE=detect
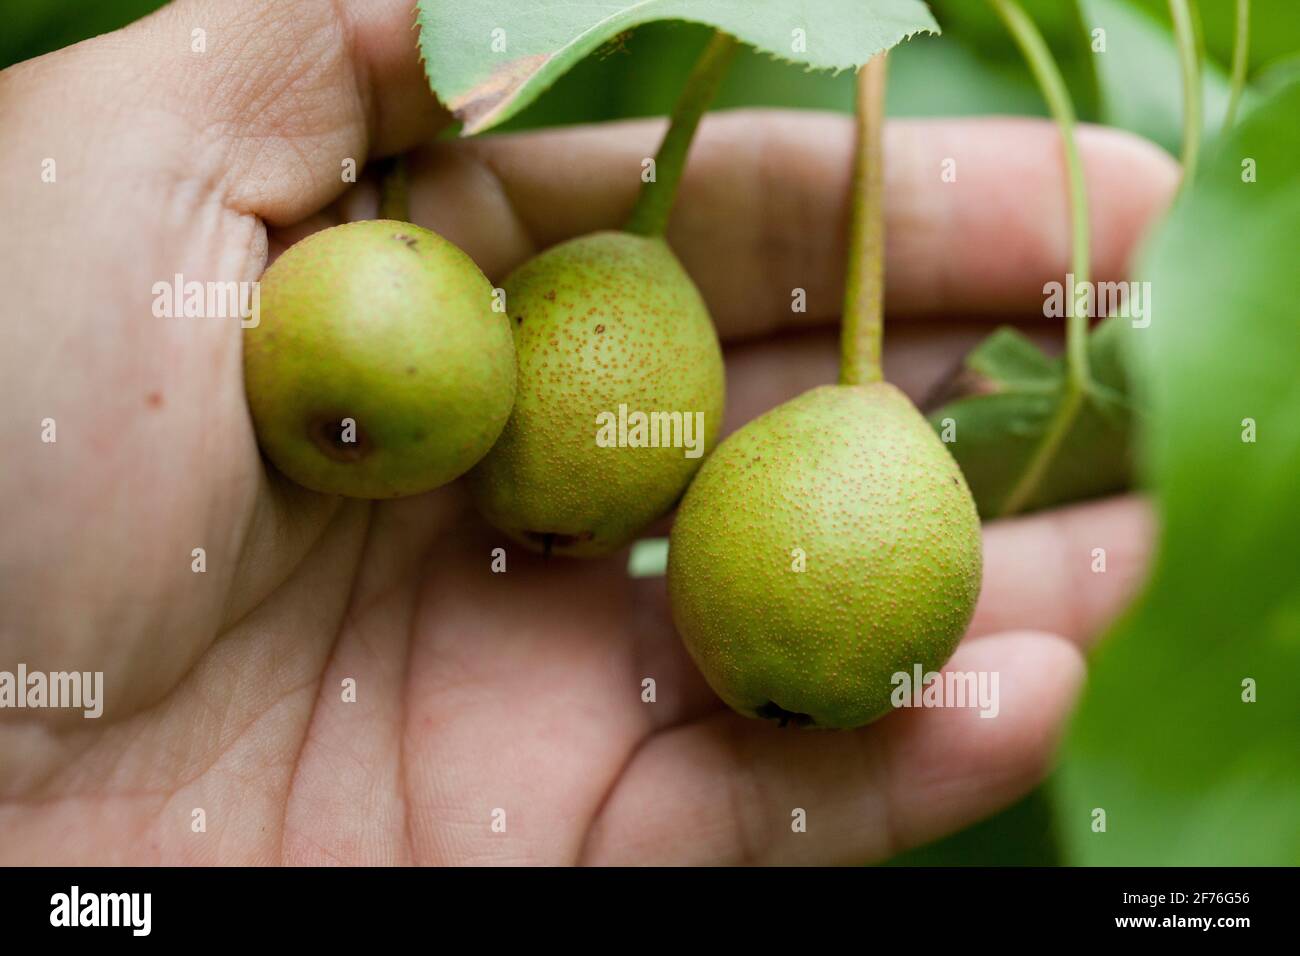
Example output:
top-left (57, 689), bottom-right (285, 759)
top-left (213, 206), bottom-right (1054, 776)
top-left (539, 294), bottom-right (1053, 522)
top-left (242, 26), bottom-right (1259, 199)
top-left (3, 0), bottom-right (445, 226)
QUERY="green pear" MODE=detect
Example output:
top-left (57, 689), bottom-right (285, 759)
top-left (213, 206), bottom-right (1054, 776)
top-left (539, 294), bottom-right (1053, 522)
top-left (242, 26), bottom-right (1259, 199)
top-left (667, 382), bottom-right (982, 729)
top-left (467, 231), bottom-right (725, 557)
top-left (243, 220), bottom-right (515, 498)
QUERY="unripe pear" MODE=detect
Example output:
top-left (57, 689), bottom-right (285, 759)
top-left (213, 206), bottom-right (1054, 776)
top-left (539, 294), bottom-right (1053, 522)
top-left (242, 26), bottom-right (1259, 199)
top-left (468, 231), bottom-right (725, 557)
top-left (243, 220), bottom-right (516, 498)
top-left (667, 382), bottom-right (982, 729)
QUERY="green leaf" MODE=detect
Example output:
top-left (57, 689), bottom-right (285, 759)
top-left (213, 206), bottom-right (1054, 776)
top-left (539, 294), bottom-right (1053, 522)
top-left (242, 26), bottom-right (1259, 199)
top-left (925, 0), bottom-right (1102, 119)
top-left (490, 7), bottom-right (1109, 135)
top-left (927, 326), bottom-right (1136, 519)
top-left (1054, 78), bottom-right (1300, 865)
top-left (494, 24), bottom-right (1055, 134)
top-left (1124, 0), bottom-right (1300, 76)
top-left (1255, 50), bottom-right (1300, 95)
top-left (415, 0), bottom-right (939, 134)
top-left (1078, 0), bottom-right (1236, 154)
top-left (964, 326), bottom-right (1057, 385)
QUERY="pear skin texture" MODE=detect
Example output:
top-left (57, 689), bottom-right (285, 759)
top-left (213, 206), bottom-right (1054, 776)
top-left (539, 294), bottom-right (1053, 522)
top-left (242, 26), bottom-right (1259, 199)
top-left (467, 231), bottom-right (725, 557)
top-left (243, 220), bottom-right (516, 498)
top-left (667, 383), bottom-right (983, 729)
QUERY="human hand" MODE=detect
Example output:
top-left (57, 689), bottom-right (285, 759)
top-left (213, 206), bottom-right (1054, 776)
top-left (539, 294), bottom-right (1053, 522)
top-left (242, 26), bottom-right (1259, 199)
top-left (0, 0), bottom-right (1172, 864)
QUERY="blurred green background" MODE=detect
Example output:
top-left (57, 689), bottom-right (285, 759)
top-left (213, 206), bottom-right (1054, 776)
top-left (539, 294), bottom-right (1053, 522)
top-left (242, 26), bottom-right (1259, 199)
top-left (8, 0), bottom-right (1297, 868)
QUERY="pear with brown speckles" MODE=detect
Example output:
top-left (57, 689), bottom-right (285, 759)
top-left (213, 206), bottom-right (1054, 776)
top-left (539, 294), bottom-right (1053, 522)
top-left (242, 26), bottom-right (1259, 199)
top-left (243, 220), bottom-right (516, 498)
top-left (468, 231), bottom-right (725, 557)
top-left (667, 383), bottom-right (982, 729)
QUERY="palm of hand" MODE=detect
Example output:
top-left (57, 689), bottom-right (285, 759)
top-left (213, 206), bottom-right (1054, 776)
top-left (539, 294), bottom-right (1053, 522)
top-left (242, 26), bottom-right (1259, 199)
top-left (0, 0), bottom-right (1169, 866)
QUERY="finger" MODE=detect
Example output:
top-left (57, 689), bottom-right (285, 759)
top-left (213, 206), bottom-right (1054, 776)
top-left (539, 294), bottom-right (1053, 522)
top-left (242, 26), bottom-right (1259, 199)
top-left (716, 322), bottom-right (1058, 434)
top-left (4, 0), bottom-right (444, 226)
top-left (580, 629), bottom-right (1084, 865)
top-left (969, 495), bottom-right (1154, 648)
top-left (405, 113), bottom-right (1178, 336)
top-left (165, 0), bottom-right (445, 222)
top-left (630, 489), bottom-right (1150, 734)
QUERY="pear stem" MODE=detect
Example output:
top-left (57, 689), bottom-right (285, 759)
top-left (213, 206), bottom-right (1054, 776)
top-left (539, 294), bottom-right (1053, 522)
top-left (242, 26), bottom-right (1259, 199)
top-left (991, 0), bottom-right (1091, 393)
top-left (1224, 0), bottom-right (1250, 133)
top-left (1169, 0), bottom-right (1203, 193)
top-left (839, 54), bottom-right (888, 387)
top-left (624, 31), bottom-right (738, 238)
top-left (377, 154), bottom-right (410, 221)
top-left (988, 0), bottom-right (1092, 516)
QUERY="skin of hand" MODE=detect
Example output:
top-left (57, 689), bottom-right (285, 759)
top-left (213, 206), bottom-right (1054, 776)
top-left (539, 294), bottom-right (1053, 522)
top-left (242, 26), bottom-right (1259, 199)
top-left (0, 0), bottom-right (1174, 865)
